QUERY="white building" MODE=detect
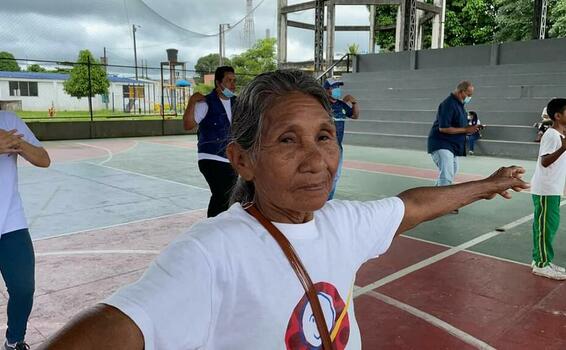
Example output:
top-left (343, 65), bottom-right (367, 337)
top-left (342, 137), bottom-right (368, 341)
top-left (0, 71), bottom-right (159, 112)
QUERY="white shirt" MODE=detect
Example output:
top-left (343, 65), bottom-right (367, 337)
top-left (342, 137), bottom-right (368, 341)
top-left (531, 128), bottom-right (566, 196)
top-left (0, 111), bottom-right (42, 235)
top-left (194, 98), bottom-right (232, 163)
top-left (105, 198), bottom-right (405, 350)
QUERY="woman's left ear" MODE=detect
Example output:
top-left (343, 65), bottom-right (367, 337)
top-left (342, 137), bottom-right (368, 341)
top-left (227, 142), bottom-right (254, 181)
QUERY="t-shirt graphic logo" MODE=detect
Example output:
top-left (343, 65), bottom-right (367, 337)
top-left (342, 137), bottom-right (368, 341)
top-left (285, 282), bottom-right (350, 349)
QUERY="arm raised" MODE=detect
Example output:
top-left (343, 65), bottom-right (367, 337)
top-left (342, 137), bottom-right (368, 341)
top-left (38, 304), bottom-right (144, 350)
top-left (396, 166), bottom-right (529, 235)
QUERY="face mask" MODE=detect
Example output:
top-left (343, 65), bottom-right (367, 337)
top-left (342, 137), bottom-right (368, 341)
top-left (463, 96), bottom-right (472, 105)
top-left (221, 84), bottom-right (236, 98)
top-left (331, 87), bottom-right (341, 100)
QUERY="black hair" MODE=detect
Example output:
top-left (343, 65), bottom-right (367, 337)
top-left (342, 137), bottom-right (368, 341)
top-left (468, 111), bottom-right (478, 118)
top-left (547, 98), bottom-right (566, 121)
top-left (214, 66), bottom-right (235, 88)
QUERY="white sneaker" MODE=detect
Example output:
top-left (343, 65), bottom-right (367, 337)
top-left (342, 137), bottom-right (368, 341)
top-left (531, 261), bottom-right (566, 273)
top-left (550, 263), bottom-right (566, 273)
top-left (532, 265), bottom-right (566, 280)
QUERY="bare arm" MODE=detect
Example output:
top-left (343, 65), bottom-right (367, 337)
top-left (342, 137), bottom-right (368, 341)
top-left (183, 93), bottom-right (206, 131)
top-left (396, 166), bottom-right (529, 235)
top-left (541, 136), bottom-right (566, 167)
top-left (439, 125), bottom-right (479, 134)
top-left (343, 94), bottom-right (360, 119)
top-left (38, 304), bottom-right (144, 350)
top-left (17, 140), bottom-right (50, 167)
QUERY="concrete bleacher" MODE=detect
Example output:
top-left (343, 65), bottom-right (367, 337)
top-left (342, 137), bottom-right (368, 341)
top-left (341, 38), bottom-right (566, 159)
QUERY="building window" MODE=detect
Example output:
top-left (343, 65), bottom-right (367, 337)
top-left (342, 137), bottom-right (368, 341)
top-left (9, 81), bottom-right (38, 97)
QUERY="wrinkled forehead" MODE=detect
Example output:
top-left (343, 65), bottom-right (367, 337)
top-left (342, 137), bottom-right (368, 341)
top-left (261, 92), bottom-right (332, 130)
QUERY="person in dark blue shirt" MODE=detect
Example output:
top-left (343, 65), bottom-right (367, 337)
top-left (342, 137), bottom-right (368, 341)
top-left (427, 81), bottom-right (481, 210)
top-left (324, 78), bottom-right (359, 199)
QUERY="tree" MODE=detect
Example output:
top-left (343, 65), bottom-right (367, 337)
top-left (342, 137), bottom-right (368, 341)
top-left (372, 5), bottom-right (397, 52)
top-left (494, 0), bottom-right (533, 42)
top-left (194, 53), bottom-right (231, 77)
top-left (63, 50), bottom-right (109, 99)
top-left (193, 83), bottom-right (214, 95)
top-left (0, 51), bottom-right (21, 71)
top-left (231, 38), bottom-right (277, 87)
top-left (549, 0), bottom-right (566, 38)
top-left (443, 0), bottom-right (497, 47)
top-left (27, 64), bottom-right (46, 72)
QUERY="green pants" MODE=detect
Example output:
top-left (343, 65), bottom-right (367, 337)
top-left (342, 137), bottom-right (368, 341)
top-left (532, 195), bottom-right (561, 268)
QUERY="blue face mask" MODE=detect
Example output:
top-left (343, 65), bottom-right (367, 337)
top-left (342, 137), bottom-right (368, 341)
top-left (463, 96), bottom-right (472, 105)
top-left (221, 85), bottom-right (236, 98)
top-left (331, 87), bottom-right (341, 100)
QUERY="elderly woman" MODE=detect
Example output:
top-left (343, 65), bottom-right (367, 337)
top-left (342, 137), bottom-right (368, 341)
top-left (39, 70), bottom-right (528, 350)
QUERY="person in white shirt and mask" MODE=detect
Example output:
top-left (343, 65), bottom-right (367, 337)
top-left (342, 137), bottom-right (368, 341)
top-left (0, 112), bottom-right (50, 350)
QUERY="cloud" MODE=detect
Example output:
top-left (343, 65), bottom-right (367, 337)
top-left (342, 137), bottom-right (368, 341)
top-left (0, 0), bottom-right (375, 72)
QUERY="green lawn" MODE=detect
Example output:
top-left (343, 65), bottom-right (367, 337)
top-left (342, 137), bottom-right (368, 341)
top-left (17, 110), bottom-right (183, 122)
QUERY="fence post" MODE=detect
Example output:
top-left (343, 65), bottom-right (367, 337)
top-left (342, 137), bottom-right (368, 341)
top-left (87, 57), bottom-right (94, 138)
top-left (160, 63), bottom-right (165, 136)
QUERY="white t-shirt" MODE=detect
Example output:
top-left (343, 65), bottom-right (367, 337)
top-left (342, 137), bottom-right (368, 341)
top-left (531, 128), bottom-right (566, 196)
top-left (194, 98), bottom-right (232, 163)
top-left (105, 198), bottom-right (405, 350)
top-left (0, 111), bottom-right (42, 235)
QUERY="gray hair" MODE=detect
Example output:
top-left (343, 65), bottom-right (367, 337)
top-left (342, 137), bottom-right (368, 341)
top-left (456, 80), bottom-right (473, 92)
top-left (229, 69), bottom-right (333, 204)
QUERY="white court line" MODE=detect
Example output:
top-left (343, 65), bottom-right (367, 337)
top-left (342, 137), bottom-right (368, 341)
top-left (354, 200), bottom-right (566, 297)
top-left (36, 249), bottom-right (160, 257)
top-left (34, 207), bottom-right (206, 242)
top-left (76, 142), bottom-right (113, 165)
top-left (400, 234), bottom-right (531, 267)
top-left (85, 161), bottom-right (209, 192)
top-left (346, 167), bottom-right (532, 195)
top-left (364, 290), bottom-right (496, 350)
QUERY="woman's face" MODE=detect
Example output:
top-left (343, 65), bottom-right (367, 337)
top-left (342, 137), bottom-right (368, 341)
top-left (251, 92), bottom-right (340, 217)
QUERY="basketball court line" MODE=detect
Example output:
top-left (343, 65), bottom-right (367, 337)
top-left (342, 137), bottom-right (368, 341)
top-left (33, 208), bottom-right (206, 242)
top-left (85, 161), bottom-right (209, 192)
top-left (400, 234), bottom-right (532, 267)
top-left (36, 249), bottom-right (160, 257)
top-left (354, 200), bottom-right (566, 297)
top-left (75, 140), bottom-right (139, 165)
top-left (364, 290), bottom-right (497, 350)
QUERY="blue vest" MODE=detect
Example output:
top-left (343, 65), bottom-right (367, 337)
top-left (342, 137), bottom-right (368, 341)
top-left (197, 91), bottom-right (236, 158)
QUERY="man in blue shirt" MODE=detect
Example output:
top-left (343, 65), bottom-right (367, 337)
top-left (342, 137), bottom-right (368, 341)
top-left (324, 78), bottom-right (359, 199)
top-left (428, 81), bottom-right (481, 211)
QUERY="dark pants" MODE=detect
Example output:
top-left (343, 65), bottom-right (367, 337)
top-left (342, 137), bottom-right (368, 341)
top-left (198, 160), bottom-right (238, 218)
top-left (0, 229), bottom-right (35, 343)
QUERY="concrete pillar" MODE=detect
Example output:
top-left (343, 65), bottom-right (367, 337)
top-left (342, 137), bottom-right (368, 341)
top-left (326, 1), bottom-right (336, 75)
top-left (431, 0), bottom-right (445, 49)
top-left (395, 5), bottom-right (403, 52)
top-left (277, 0), bottom-right (288, 66)
top-left (369, 5), bottom-right (376, 53)
top-left (416, 10), bottom-right (423, 50)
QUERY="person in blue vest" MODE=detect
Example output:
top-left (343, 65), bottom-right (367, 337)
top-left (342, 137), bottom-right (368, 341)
top-left (427, 81), bottom-right (482, 213)
top-left (183, 66), bottom-right (238, 217)
top-left (324, 78), bottom-right (359, 199)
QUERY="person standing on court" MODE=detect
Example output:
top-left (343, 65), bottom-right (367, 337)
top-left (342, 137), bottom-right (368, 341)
top-left (529, 98), bottom-right (566, 280)
top-left (0, 111), bottom-right (50, 350)
top-left (427, 81), bottom-right (481, 213)
top-left (183, 66), bottom-right (238, 217)
top-left (324, 78), bottom-right (359, 199)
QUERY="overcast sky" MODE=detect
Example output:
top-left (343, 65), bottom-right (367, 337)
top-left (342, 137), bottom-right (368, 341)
top-left (1, 0), bottom-right (374, 74)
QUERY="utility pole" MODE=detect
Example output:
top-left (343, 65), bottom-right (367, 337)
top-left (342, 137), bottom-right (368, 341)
top-left (132, 24), bottom-right (139, 81)
top-left (219, 23), bottom-right (230, 66)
